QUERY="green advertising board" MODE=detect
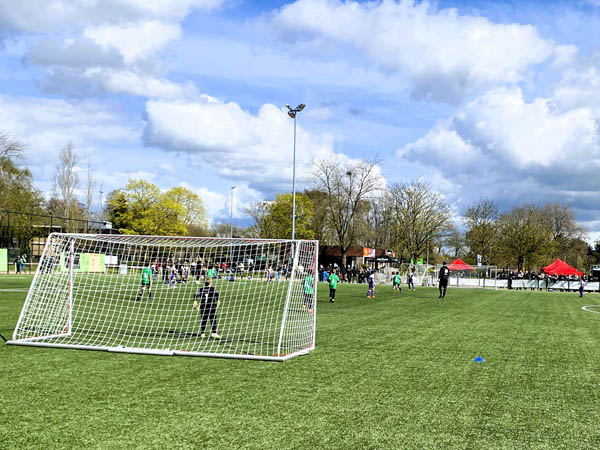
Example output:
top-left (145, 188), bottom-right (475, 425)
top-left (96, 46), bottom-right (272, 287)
top-left (0, 249), bottom-right (7, 273)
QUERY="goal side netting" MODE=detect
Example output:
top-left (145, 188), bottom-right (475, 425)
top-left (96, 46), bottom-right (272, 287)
top-left (9, 233), bottom-right (318, 361)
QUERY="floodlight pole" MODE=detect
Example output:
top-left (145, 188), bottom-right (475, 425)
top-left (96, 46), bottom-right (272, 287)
top-left (286, 104), bottom-right (305, 241)
top-left (292, 114), bottom-right (297, 240)
top-left (230, 186), bottom-right (236, 238)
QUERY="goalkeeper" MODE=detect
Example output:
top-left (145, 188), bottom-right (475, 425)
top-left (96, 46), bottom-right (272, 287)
top-left (135, 262), bottom-right (153, 301)
top-left (438, 261), bottom-right (450, 299)
top-left (193, 277), bottom-right (221, 339)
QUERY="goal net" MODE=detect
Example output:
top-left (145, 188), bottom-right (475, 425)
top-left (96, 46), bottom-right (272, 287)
top-left (9, 233), bottom-right (318, 361)
top-left (434, 264), bottom-right (498, 289)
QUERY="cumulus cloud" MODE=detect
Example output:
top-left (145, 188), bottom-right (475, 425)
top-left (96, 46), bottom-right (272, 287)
top-left (554, 54), bottom-right (600, 116)
top-left (11, 1), bottom-right (217, 99)
top-left (0, 0), bottom-right (226, 33)
top-left (273, 0), bottom-right (555, 103)
top-left (0, 94), bottom-right (139, 183)
top-left (142, 97), bottom-right (341, 192)
top-left (398, 86), bottom-right (600, 214)
top-left (83, 21), bottom-right (181, 64)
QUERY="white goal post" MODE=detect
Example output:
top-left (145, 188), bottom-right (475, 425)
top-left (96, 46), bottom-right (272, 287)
top-left (9, 233), bottom-right (318, 361)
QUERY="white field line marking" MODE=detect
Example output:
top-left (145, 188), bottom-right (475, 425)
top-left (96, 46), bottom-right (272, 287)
top-left (581, 305), bottom-right (600, 313)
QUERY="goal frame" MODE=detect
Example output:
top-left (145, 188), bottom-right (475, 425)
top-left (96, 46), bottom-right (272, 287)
top-left (8, 233), bottom-right (318, 362)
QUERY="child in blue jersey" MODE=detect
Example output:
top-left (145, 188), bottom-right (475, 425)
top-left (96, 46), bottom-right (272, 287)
top-left (168, 266), bottom-right (178, 288)
top-left (407, 268), bottom-right (415, 291)
top-left (366, 273), bottom-right (375, 298)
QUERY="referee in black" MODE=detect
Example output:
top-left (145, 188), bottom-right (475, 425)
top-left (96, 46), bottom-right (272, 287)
top-left (438, 261), bottom-right (450, 299)
top-left (193, 277), bottom-right (221, 339)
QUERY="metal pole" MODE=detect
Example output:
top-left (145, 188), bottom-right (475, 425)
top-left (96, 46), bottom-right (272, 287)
top-left (292, 115), bottom-right (297, 241)
top-left (230, 186), bottom-right (236, 238)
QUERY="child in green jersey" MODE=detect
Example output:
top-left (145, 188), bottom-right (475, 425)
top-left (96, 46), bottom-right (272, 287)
top-left (136, 262), bottom-right (153, 301)
top-left (303, 271), bottom-right (314, 312)
top-left (392, 272), bottom-right (402, 292)
top-left (328, 269), bottom-right (340, 303)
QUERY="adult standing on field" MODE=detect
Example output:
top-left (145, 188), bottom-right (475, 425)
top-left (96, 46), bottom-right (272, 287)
top-left (193, 277), bottom-right (221, 339)
top-left (438, 261), bottom-right (450, 299)
top-left (328, 269), bottom-right (339, 303)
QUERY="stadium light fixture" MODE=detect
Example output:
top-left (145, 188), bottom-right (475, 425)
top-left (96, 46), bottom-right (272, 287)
top-left (286, 103), bottom-right (306, 240)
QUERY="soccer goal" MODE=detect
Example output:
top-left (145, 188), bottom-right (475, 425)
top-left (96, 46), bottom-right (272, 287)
top-left (435, 264), bottom-right (498, 289)
top-left (8, 233), bottom-right (318, 361)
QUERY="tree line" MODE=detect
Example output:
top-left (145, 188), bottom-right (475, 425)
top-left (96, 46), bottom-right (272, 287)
top-left (0, 131), bottom-right (596, 270)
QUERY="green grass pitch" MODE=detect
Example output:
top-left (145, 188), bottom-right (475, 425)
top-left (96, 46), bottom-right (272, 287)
top-left (2, 276), bottom-right (600, 449)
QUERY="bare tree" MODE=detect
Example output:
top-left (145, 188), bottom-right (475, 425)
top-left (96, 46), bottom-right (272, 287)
top-left (464, 199), bottom-right (500, 264)
top-left (55, 142), bottom-right (79, 223)
top-left (312, 158), bottom-right (381, 263)
top-left (541, 202), bottom-right (586, 258)
top-left (444, 225), bottom-right (467, 259)
top-left (0, 131), bottom-right (25, 160)
top-left (388, 181), bottom-right (450, 263)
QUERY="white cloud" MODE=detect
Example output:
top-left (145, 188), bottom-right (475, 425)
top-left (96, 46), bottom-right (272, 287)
top-left (554, 64), bottom-right (600, 117)
top-left (84, 21), bottom-right (181, 63)
top-left (0, 0), bottom-right (226, 33)
top-left (0, 95), bottom-right (140, 195)
top-left (143, 97), bottom-right (340, 191)
top-left (398, 86), bottom-right (600, 215)
top-left (87, 69), bottom-right (199, 99)
top-left (273, 0), bottom-right (555, 103)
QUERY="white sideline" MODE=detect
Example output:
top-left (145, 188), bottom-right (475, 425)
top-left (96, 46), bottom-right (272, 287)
top-left (581, 305), bottom-right (600, 313)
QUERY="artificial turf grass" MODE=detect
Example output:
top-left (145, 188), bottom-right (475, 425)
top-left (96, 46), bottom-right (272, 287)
top-left (2, 277), bottom-right (600, 449)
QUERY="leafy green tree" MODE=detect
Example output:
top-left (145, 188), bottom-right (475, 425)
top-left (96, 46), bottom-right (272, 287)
top-left (163, 186), bottom-right (208, 229)
top-left (497, 204), bottom-right (551, 270)
top-left (0, 132), bottom-right (45, 249)
top-left (106, 179), bottom-right (187, 235)
top-left (247, 193), bottom-right (314, 239)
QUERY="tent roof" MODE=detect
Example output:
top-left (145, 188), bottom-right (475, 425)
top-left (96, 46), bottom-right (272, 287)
top-left (543, 258), bottom-right (563, 272)
top-left (448, 258), bottom-right (473, 271)
top-left (544, 260), bottom-right (582, 276)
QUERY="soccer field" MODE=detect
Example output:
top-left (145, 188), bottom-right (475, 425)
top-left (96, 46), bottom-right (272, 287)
top-left (2, 277), bottom-right (600, 449)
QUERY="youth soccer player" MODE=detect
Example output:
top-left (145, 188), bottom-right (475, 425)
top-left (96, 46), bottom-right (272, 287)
top-left (438, 261), bottom-right (450, 299)
top-left (207, 265), bottom-right (217, 279)
top-left (392, 272), bottom-right (402, 292)
top-left (407, 268), bottom-right (416, 291)
top-left (328, 269), bottom-right (339, 303)
top-left (193, 278), bottom-right (221, 339)
top-left (303, 271), bottom-right (314, 312)
top-left (366, 272), bottom-right (375, 298)
top-left (135, 262), bottom-right (153, 301)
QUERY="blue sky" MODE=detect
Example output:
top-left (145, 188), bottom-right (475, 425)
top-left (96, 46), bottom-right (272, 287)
top-left (1, 0), bottom-right (600, 239)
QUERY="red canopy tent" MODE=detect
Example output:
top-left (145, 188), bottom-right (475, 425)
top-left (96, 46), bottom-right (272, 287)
top-left (543, 258), bottom-right (563, 273)
top-left (543, 259), bottom-right (582, 276)
top-left (448, 258), bottom-right (474, 271)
